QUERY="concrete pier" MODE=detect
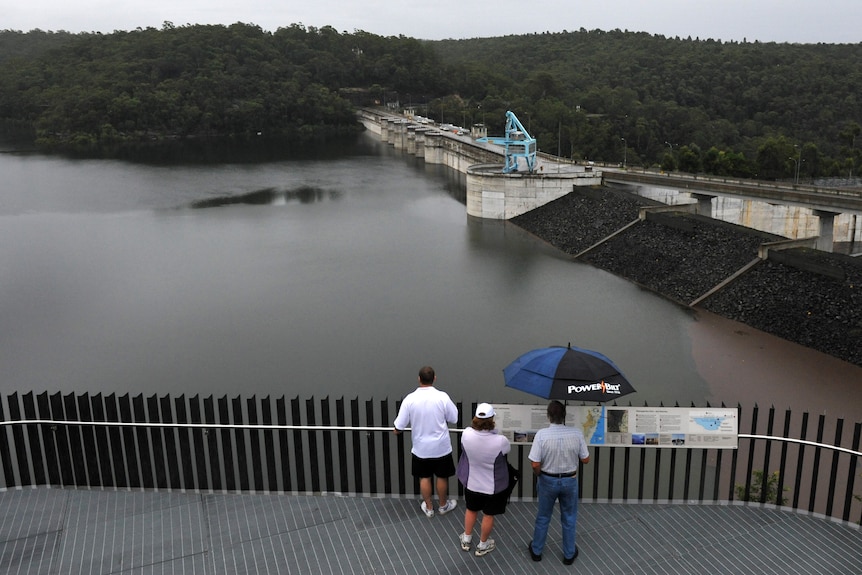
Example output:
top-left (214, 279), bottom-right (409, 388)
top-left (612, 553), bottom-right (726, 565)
top-left (466, 163), bottom-right (601, 219)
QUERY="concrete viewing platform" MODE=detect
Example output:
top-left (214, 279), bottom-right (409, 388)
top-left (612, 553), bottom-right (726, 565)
top-left (1, 487), bottom-right (860, 574)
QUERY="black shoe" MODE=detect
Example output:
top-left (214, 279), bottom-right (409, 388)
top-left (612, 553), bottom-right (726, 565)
top-left (562, 547), bottom-right (579, 565)
top-left (527, 542), bottom-right (542, 562)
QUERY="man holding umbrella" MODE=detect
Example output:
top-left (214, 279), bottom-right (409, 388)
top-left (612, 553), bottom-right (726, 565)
top-left (527, 400), bottom-right (590, 565)
top-left (503, 343), bottom-right (633, 563)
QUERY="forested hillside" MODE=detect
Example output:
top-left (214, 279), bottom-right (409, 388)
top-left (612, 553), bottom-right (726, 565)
top-left (431, 30), bottom-right (862, 180)
top-left (0, 23), bottom-right (446, 149)
top-left (0, 24), bottom-right (860, 180)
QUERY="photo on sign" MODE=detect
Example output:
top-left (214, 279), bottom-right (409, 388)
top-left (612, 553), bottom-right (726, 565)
top-left (607, 409), bottom-right (629, 433)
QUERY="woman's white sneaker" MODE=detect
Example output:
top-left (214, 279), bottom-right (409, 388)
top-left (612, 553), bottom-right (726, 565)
top-left (475, 539), bottom-right (495, 557)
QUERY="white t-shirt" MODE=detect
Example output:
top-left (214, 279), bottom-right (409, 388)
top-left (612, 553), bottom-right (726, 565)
top-left (393, 386), bottom-right (459, 458)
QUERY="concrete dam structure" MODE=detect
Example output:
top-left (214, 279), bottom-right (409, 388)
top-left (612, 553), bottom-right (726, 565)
top-left (357, 108), bottom-right (602, 219)
top-left (357, 108), bottom-right (862, 253)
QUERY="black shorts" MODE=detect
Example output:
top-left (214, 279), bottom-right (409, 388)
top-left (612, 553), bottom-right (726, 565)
top-left (464, 488), bottom-right (508, 515)
top-left (412, 453), bottom-right (456, 479)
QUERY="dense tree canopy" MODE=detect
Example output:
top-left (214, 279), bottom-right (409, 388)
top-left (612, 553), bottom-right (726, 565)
top-left (0, 24), bottom-right (860, 179)
top-left (431, 29), bottom-right (862, 180)
top-left (0, 23), bottom-right (446, 149)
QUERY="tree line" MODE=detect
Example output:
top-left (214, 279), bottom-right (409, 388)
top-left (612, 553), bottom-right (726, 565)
top-left (0, 24), bottom-right (860, 180)
top-left (0, 23), bottom-right (443, 149)
top-left (430, 29), bottom-right (862, 181)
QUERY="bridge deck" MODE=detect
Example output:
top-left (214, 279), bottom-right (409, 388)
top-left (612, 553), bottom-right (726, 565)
top-left (2, 487), bottom-right (860, 574)
top-left (604, 168), bottom-right (862, 214)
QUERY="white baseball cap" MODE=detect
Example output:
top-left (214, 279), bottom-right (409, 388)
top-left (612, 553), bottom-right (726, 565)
top-left (475, 403), bottom-right (495, 418)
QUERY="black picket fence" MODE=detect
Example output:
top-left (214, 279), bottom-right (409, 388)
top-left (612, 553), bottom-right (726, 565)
top-left (0, 392), bottom-right (860, 525)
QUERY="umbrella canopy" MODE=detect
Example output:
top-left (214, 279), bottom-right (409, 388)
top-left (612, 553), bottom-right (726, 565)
top-left (503, 343), bottom-right (635, 402)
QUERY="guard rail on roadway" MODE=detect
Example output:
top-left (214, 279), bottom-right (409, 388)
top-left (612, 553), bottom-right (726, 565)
top-left (603, 168), bottom-right (862, 214)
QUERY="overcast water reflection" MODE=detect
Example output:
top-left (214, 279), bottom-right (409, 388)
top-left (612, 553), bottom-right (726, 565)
top-left (1, 133), bottom-right (860, 417)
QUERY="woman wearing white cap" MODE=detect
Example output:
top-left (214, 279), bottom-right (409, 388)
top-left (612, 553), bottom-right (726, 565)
top-left (455, 402), bottom-right (511, 557)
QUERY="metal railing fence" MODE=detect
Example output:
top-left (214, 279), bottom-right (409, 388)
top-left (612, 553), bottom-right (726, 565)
top-left (1, 392), bottom-right (859, 525)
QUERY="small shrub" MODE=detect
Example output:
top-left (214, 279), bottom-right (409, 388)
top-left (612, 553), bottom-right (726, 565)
top-left (735, 470), bottom-right (789, 505)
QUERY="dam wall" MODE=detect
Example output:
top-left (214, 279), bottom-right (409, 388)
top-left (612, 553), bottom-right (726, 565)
top-left (358, 108), bottom-right (602, 219)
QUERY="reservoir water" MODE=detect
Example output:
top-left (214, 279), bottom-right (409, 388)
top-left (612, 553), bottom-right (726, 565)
top-left (1, 133), bottom-right (860, 420)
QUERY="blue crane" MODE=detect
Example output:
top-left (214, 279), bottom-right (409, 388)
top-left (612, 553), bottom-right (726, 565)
top-left (500, 111), bottom-right (537, 173)
top-left (474, 110), bottom-right (538, 173)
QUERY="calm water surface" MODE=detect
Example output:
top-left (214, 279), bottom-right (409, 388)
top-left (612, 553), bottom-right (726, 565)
top-left (1, 134), bottom-right (860, 418)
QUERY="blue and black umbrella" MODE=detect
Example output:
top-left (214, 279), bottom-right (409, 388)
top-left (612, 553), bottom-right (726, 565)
top-left (503, 343), bottom-right (635, 402)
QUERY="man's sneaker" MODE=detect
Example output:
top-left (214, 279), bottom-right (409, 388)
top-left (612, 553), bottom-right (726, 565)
top-left (459, 533), bottom-right (472, 552)
top-left (420, 501), bottom-right (434, 517)
top-left (438, 499), bottom-right (457, 515)
top-left (475, 539), bottom-right (496, 557)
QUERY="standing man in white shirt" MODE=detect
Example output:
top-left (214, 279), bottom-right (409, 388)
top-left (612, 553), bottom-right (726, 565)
top-left (393, 366), bottom-right (459, 517)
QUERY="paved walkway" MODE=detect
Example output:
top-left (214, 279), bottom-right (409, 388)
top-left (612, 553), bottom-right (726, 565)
top-left (1, 487), bottom-right (860, 574)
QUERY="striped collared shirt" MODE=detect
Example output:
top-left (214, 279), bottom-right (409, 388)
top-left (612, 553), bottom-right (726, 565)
top-left (528, 423), bottom-right (589, 474)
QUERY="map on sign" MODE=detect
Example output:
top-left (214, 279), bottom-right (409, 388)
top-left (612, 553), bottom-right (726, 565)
top-left (579, 406), bottom-right (605, 445)
top-left (490, 405), bottom-right (737, 449)
top-left (689, 409), bottom-right (737, 433)
top-left (691, 417), bottom-right (724, 431)
top-left (692, 416), bottom-right (724, 431)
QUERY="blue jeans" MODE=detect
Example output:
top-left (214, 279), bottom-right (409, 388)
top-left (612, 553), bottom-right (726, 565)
top-left (530, 474), bottom-right (579, 558)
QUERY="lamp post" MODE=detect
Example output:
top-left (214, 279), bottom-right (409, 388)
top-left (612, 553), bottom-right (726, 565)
top-left (789, 157), bottom-right (806, 183)
top-left (795, 146), bottom-right (802, 184)
top-left (621, 137), bottom-right (627, 169)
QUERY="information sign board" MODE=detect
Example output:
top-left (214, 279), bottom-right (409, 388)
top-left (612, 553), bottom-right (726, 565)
top-left (491, 405), bottom-right (738, 449)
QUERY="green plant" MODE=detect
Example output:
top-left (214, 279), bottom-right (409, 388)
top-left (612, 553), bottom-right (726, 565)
top-left (735, 470), bottom-right (789, 505)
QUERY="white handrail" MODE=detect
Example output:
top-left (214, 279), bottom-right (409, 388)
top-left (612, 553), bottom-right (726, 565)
top-left (1, 420), bottom-right (860, 457)
top-left (738, 433), bottom-right (862, 457)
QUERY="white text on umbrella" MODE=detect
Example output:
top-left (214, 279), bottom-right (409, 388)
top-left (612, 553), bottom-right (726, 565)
top-left (568, 382), bottom-right (622, 395)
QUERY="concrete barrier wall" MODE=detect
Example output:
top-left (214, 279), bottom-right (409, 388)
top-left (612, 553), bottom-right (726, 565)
top-left (466, 167), bottom-right (602, 219)
top-left (423, 131), bottom-right (444, 164)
